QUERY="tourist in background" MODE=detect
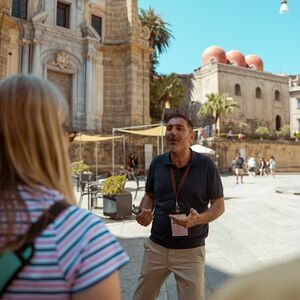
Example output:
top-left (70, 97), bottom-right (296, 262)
top-left (235, 154), bottom-right (245, 184)
top-left (269, 156), bottom-right (277, 177)
top-left (259, 158), bottom-right (268, 176)
top-left (247, 157), bottom-right (257, 177)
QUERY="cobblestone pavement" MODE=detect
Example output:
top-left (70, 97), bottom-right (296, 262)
top-left (77, 173), bottom-right (300, 299)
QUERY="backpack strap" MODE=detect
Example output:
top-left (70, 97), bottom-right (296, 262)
top-left (0, 201), bottom-right (70, 295)
top-left (18, 201), bottom-right (70, 251)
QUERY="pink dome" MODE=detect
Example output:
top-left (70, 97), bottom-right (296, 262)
top-left (202, 46), bottom-right (227, 65)
top-left (245, 54), bottom-right (264, 71)
top-left (226, 50), bottom-right (246, 67)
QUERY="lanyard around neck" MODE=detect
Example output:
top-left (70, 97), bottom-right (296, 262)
top-left (169, 165), bottom-right (190, 211)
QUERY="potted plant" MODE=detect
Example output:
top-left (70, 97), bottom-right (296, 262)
top-left (70, 160), bottom-right (89, 176)
top-left (102, 175), bottom-right (132, 219)
top-left (70, 161), bottom-right (90, 191)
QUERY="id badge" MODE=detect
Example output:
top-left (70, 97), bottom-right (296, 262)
top-left (170, 214), bottom-right (189, 237)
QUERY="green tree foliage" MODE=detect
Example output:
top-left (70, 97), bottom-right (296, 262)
top-left (239, 122), bottom-right (248, 133)
top-left (256, 126), bottom-right (270, 138)
top-left (150, 73), bottom-right (187, 121)
top-left (294, 130), bottom-right (300, 139)
top-left (139, 7), bottom-right (173, 76)
top-left (197, 93), bottom-right (239, 133)
top-left (276, 124), bottom-right (290, 138)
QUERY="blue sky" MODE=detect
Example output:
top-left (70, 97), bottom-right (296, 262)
top-left (138, 0), bottom-right (300, 76)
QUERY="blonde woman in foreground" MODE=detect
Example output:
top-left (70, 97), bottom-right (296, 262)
top-left (0, 74), bottom-right (129, 299)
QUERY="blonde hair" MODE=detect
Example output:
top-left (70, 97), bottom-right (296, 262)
top-left (0, 74), bottom-right (75, 249)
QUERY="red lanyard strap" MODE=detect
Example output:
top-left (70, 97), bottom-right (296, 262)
top-left (169, 166), bottom-right (190, 210)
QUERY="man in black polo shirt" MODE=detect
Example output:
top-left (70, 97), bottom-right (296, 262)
top-left (133, 113), bottom-right (225, 300)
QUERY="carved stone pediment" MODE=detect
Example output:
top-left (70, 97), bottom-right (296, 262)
top-left (80, 22), bottom-right (101, 41)
top-left (32, 10), bottom-right (49, 24)
top-left (48, 51), bottom-right (71, 69)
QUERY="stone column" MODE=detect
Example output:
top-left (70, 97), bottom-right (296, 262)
top-left (21, 39), bottom-right (31, 74)
top-left (32, 39), bottom-right (41, 75)
top-left (85, 53), bottom-right (94, 113)
top-left (85, 52), bottom-right (96, 129)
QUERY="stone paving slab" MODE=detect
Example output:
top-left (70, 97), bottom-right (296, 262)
top-left (77, 174), bottom-right (300, 299)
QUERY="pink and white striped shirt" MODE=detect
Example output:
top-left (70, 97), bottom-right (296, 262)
top-left (0, 185), bottom-right (129, 299)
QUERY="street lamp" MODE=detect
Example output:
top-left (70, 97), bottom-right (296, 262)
top-left (279, 0), bottom-right (289, 14)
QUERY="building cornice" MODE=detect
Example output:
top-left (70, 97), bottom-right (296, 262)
top-left (193, 63), bottom-right (289, 84)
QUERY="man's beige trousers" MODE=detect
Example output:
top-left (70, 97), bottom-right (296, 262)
top-left (133, 239), bottom-right (205, 300)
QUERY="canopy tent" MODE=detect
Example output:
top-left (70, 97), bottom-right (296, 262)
top-left (190, 144), bottom-right (215, 155)
top-left (73, 133), bottom-right (124, 176)
top-left (118, 125), bottom-right (166, 137)
top-left (74, 134), bottom-right (124, 142)
top-left (112, 124), bottom-right (166, 174)
top-left (111, 124), bottom-right (206, 174)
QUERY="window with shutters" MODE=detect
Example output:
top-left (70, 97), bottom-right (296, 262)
top-left (91, 15), bottom-right (102, 38)
top-left (56, 1), bottom-right (70, 28)
top-left (12, 0), bottom-right (27, 20)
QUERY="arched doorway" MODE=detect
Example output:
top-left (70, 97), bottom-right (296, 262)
top-left (275, 115), bottom-right (281, 131)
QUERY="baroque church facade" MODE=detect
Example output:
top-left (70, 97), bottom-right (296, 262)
top-left (0, 0), bottom-right (151, 132)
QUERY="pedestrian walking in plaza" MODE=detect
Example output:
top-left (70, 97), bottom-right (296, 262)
top-left (247, 157), bottom-right (257, 177)
top-left (133, 113), bottom-right (225, 300)
top-left (126, 153), bottom-right (136, 180)
top-left (259, 158), bottom-right (268, 176)
top-left (269, 156), bottom-right (277, 177)
top-left (227, 129), bottom-right (234, 141)
top-left (231, 157), bottom-right (237, 175)
top-left (0, 74), bottom-right (129, 299)
top-left (235, 154), bottom-right (245, 184)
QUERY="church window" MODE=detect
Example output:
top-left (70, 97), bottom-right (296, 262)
top-left (12, 0), bottom-right (27, 19)
top-left (56, 1), bottom-right (70, 28)
top-left (91, 15), bottom-right (102, 38)
top-left (256, 87), bottom-right (262, 99)
top-left (296, 98), bottom-right (300, 109)
top-left (275, 90), bottom-right (280, 101)
top-left (235, 84), bottom-right (241, 96)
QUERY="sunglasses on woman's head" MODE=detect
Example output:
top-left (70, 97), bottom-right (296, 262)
top-left (68, 132), bottom-right (77, 143)
top-left (63, 124), bottom-right (78, 143)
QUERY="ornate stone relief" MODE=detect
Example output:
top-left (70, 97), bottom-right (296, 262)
top-left (49, 51), bottom-right (72, 69)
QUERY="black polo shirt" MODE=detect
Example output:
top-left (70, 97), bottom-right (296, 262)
top-left (146, 150), bottom-right (224, 249)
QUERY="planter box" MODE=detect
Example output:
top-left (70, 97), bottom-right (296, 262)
top-left (103, 191), bottom-right (132, 219)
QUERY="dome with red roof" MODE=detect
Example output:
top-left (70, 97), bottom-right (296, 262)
top-left (202, 46), bottom-right (227, 65)
top-left (245, 54), bottom-right (264, 71)
top-left (226, 50), bottom-right (246, 67)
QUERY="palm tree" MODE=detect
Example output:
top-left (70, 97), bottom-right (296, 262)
top-left (198, 93), bottom-right (239, 135)
top-left (150, 73), bottom-right (187, 121)
top-left (139, 7), bottom-right (173, 76)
